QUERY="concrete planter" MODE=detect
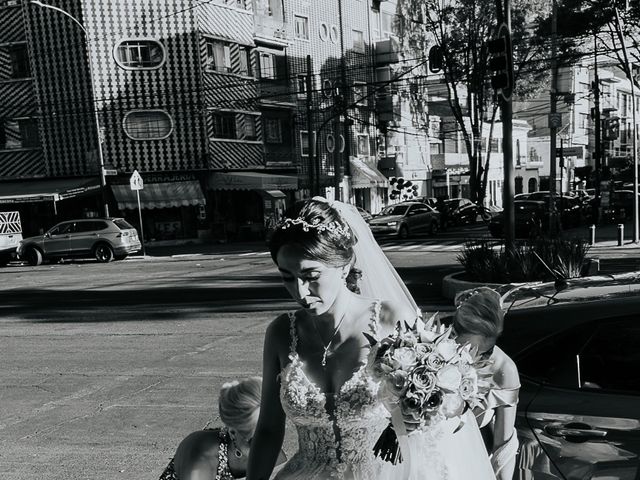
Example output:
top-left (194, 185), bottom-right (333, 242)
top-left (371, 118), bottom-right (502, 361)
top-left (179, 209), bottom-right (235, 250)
top-left (441, 270), bottom-right (506, 300)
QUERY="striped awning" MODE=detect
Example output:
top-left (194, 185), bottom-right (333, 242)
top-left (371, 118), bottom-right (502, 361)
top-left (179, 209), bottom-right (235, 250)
top-left (209, 172), bottom-right (298, 191)
top-left (350, 158), bottom-right (389, 189)
top-left (196, 4), bottom-right (255, 46)
top-left (111, 181), bottom-right (205, 210)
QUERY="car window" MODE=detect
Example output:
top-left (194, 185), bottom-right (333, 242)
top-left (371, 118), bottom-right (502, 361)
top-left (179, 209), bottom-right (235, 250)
top-left (75, 221), bottom-right (108, 232)
top-left (49, 223), bottom-right (73, 235)
top-left (517, 317), bottom-right (640, 394)
top-left (411, 206), bottom-right (428, 215)
top-left (113, 219), bottom-right (135, 230)
top-left (382, 205), bottom-right (409, 216)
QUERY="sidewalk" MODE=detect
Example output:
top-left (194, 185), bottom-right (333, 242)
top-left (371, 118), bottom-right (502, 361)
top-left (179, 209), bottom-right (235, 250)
top-left (562, 220), bottom-right (640, 251)
top-left (134, 239), bottom-right (269, 259)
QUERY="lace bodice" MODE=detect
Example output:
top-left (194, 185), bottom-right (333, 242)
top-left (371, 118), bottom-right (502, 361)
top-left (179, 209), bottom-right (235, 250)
top-left (277, 301), bottom-right (389, 480)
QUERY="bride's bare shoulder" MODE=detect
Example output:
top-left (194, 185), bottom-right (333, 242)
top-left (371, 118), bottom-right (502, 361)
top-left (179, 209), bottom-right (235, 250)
top-left (265, 312), bottom-right (296, 349)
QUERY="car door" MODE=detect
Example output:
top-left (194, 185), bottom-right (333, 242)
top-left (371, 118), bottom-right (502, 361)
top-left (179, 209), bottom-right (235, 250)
top-left (67, 220), bottom-right (108, 256)
top-left (516, 317), bottom-right (640, 480)
top-left (42, 222), bottom-right (74, 256)
top-left (407, 205), bottom-right (429, 233)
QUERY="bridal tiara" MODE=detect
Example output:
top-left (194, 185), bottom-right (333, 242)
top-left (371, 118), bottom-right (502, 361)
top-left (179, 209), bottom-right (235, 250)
top-left (278, 217), bottom-right (351, 238)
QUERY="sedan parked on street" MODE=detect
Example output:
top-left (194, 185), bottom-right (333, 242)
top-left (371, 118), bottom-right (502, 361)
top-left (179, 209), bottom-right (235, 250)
top-left (442, 197), bottom-right (479, 225)
top-left (526, 191), bottom-right (584, 228)
top-left (488, 200), bottom-right (547, 238)
top-left (18, 218), bottom-right (141, 266)
top-left (368, 201), bottom-right (440, 238)
top-left (498, 278), bottom-right (640, 479)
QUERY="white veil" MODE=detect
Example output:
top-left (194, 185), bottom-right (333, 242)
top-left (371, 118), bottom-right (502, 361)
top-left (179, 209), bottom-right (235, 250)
top-left (328, 199), bottom-right (420, 317)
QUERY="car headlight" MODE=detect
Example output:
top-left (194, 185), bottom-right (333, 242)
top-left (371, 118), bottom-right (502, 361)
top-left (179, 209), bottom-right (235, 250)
top-left (387, 221), bottom-right (397, 227)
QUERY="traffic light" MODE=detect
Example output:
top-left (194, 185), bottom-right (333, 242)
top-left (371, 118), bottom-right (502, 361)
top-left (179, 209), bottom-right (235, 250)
top-left (603, 117), bottom-right (620, 140)
top-left (486, 24), bottom-right (513, 97)
top-left (428, 45), bottom-right (444, 73)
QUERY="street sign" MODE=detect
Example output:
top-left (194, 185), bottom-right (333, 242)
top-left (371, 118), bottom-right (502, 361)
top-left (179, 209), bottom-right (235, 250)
top-left (102, 168), bottom-right (118, 176)
top-left (555, 146), bottom-right (584, 158)
top-left (548, 113), bottom-right (562, 128)
top-left (130, 170), bottom-right (143, 191)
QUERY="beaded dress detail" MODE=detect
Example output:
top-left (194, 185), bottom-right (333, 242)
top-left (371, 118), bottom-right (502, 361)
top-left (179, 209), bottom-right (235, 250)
top-left (276, 301), bottom-right (389, 480)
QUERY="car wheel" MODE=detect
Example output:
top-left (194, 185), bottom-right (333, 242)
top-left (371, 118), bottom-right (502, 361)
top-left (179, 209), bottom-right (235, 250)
top-left (429, 221), bottom-right (439, 235)
top-left (398, 225), bottom-right (410, 239)
top-left (114, 254), bottom-right (128, 261)
top-left (25, 247), bottom-right (43, 266)
top-left (94, 243), bottom-right (114, 263)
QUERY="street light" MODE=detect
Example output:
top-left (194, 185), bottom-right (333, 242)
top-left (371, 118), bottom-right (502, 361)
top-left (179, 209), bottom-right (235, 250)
top-left (29, 0), bottom-right (110, 218)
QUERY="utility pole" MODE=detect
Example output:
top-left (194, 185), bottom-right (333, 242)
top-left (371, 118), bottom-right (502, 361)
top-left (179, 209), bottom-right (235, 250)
top-left (336, 0), bottom-right (349, 202)
top-left (306, 55), bottom-right (316, 196)
top-left (548, 0), bottom-right (560, 236)
top-left (593, 33), bottom-right (603, 224)
top-left (613, 6), bottom-right (638, 242)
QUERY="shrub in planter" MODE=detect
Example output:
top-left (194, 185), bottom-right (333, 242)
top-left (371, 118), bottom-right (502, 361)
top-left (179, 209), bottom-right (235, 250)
top-left (457, 238), bottom-right (590, 283)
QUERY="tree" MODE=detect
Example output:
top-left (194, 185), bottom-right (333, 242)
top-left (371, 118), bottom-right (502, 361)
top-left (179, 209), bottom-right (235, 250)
top-left (396, 0), bottom-right (548, 204)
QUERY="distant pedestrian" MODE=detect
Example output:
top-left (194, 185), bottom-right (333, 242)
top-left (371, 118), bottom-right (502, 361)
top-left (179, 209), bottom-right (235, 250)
top-left (437, 196), bottom-right (449, 231)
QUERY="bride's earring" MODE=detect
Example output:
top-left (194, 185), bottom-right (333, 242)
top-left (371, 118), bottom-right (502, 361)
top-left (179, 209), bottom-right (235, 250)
top-left (234, 447), bottom-right (243, 458)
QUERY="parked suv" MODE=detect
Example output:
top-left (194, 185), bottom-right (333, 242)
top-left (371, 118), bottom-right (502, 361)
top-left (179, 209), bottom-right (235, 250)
top-left (18, 218), bottom-right (141, 266)
top-left (369, 202), bottom-right (440, 238)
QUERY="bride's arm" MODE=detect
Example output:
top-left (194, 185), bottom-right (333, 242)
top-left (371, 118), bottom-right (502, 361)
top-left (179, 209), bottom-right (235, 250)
top-left (246, 318), bottom-right (287, 480)
top-left (491, 357), bottom-right (520, 480)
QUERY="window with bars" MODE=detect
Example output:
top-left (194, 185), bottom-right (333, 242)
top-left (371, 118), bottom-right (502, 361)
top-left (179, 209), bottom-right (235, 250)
top-left (206, 40), bottom-right (232, 73)
top-left (123, 111), bottom-right (173, 140)
top-left (7, 44), bottom-right (30, 79)
top-left (294, 15), bottom-right (309, 40)
top-left (265, 118), bottom-right (282, 143)
top-left (211, 113), bottom-right (237, 139)
top-left (115, 39), bottom-right (165, 69)
top-left (0, 118), bottom-right (40, 149)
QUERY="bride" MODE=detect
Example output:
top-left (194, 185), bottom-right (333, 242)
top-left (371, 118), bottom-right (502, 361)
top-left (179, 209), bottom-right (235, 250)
top-left (246, 197), bottom-right (496, 480)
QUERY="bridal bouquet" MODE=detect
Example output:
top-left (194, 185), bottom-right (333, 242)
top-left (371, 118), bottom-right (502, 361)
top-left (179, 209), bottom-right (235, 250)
top-left (364, 315), bottom-right (492, 464)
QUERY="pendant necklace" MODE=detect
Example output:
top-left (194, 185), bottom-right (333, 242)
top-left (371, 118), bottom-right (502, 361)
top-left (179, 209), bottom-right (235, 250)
top-left (312, 296), bottom-right (351, 367)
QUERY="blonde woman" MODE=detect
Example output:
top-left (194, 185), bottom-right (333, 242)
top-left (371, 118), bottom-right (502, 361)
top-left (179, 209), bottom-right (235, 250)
top-left (454, 288), bottom-right (521, 480)
top-left (160, 377), bottom-right (286, 480)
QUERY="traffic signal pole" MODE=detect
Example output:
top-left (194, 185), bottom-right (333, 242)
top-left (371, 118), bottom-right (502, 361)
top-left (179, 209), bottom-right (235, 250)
top-left (549, 0), bottom-right (559, 237)
top-left (492, 0), bottom-right (515, 251)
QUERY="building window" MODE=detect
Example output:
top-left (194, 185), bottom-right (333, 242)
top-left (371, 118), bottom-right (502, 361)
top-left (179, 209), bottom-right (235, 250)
top-left (300, 130), bottom-right (310, 156)
top-left (238, 47), bottom-right (252, 76)
top-left (259, 52), bottom-right (275, 79)
top-left (265, 118), bottom-right (282, 143)
top-left (7, 44), bottom-right (30, 79)
top-left (297, 74), bottom-right (309, 98)
top-left (294, 15), bottom-right (309, 40)
top-left (357, 134), bottom-right (370, 156)
top-left (353, 82), bottom-right (367, 106)
top-left (329, 25), bottom-right (339, 44)
top-left (211, 112), bottom-right (237, 139)
top-left (352, 29), bottom-right (365, 52)
top-left (123, 110), bottom-right (173, 140)
top-left (206, 40), bottom-right (232, 73)
top-left (243, 115), bottom-right (257, 140)
top-left (0, 118), bottom-right (40, 149)
top-left (114, 39), bottom-right (165, 69)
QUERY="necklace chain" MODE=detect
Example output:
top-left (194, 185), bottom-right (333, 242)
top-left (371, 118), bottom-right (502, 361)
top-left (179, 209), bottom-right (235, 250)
top-left (311, 296), bottom-right (350, 367)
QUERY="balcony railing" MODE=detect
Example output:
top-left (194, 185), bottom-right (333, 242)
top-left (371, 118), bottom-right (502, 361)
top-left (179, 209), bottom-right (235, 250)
top-left (254, 13), bottom-right (289, 44)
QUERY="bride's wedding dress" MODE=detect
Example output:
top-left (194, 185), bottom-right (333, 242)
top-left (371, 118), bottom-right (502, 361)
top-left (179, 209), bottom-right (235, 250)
top-left (275, 302), bottom-right (388, 480)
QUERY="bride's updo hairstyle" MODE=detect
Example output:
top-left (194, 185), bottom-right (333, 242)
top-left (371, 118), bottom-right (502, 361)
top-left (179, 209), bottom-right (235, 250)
top-left (218, 376), bottom-right (262, 441)
top-left (268, 198), bottom-right (362, 293)
top-left (453, 287), bottom-right (504, 339)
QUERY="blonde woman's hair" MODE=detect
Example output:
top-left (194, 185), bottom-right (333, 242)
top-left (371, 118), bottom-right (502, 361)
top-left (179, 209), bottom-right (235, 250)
top-left (454, 287), bottom-right (504, 339)
top-left (218, 377), bottom-right (262, 440)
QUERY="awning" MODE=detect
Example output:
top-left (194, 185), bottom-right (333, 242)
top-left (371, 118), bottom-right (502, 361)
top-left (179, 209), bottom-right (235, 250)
top-left (209, 172), bottom-right (298, 191)
top-left (350, 158), bottom-right (389, 189)
top-left (0, 177), bottom-right (100, 204)
top-left (259, 190), bottom-right (286, 199)
top-left (111, 181), bottom-right (205, 210)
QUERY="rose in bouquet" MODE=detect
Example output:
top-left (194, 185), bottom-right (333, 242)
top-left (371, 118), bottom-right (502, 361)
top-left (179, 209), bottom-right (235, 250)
top-left (364, 314), bottom-right (492, 464)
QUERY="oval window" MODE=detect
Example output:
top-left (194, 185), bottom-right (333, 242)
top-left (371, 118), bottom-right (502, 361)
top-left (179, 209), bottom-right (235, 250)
top-left (329, 25), bottom-right (339, 44)
top-left (322, 79), bottom-right (334, 98)
top-left (114, 39), bottom-right (165, 70)
top-left (326, 133), bottom-right (335, 153)
top-left (123, 110), bottom-right (173, 140)
top-left (319, 23), bottom-right (329, 41)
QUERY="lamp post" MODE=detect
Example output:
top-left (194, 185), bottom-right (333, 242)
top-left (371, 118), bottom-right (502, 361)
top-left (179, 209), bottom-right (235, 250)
top-left (29, 0), bottom-right (109, 218)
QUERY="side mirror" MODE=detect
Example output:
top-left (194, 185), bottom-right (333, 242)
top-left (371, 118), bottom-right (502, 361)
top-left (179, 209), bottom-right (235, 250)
top-left (45, 232), bottom-right (51, 238)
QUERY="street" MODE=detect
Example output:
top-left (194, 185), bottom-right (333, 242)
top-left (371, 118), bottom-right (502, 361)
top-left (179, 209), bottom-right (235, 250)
top-left (3, 221), bottom-right (640, 480)
top-left (0, 225), bottom-right (482, 480)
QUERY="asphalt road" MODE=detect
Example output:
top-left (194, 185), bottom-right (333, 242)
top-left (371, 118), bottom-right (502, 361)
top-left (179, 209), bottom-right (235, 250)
top-left (1, 225), bottom-right (480, 480)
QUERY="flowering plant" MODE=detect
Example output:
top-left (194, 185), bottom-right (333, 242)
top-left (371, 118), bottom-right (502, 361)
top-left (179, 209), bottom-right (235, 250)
top-left (364, 314), bottom-right (492, 464)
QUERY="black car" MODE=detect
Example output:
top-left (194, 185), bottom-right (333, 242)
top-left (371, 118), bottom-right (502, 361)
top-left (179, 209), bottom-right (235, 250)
top-left (488, 200), bottom-right (547, 238)
top-left (526, 192), bottom-right (584, 228)
top-left (602, 190), bottom-right (640, 223)
top-left (441, 198), bottom-right (479, 226)
top-left (499, 278), bottom-right (640, 479)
